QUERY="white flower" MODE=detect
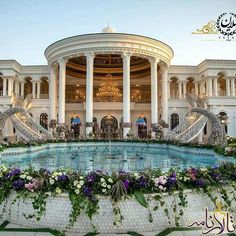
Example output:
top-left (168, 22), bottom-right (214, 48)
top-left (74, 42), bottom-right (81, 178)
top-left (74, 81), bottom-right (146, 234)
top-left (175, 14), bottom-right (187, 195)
top-left (77, 184), bottom-right (81, 189)
top-left (107, 185), bottom-right (111, 189)
top-left (49, 179), bottom-right (55, 185)
top-left (58, 172), bottom-right (63, 176)
top-left (100, 178), bottom-right (105, 182)
top-left (79, 180), bottom-right (84, 185)
top-left (108, 178), bottom-right (113, 183)
top-left (102, 189), bottom-right (107, 193)
top-left (52, 172), bottom-right (58, 178)
top-left (55, 187), bottom-right (62, 194)
top-left (101, 182), bottom-right (107, 188)
top-left (79, 176), bottom-right (84, 180)
top-left (73, 180), bottom-right (79, 186)
top-left (133, 173), bottom-right (140, 179)
top-left (20, 174), bottom-right (26, 179)
top-left (26, 176), bottom-right (33, 181)
top-left (75, 189), bottom-right (80, 195)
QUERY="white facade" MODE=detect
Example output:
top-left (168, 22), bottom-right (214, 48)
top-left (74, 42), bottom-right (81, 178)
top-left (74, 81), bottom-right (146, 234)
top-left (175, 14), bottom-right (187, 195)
top-left (0, 30), bottom-right (236, 140)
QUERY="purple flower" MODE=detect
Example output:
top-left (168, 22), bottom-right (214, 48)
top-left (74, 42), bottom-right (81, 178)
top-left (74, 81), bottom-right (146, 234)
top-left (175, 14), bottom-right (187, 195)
top-left (58, 174), bottom-right (68, 182)
top-left (211, 172), bottom-right (221, 181)
top-left (83, 186), bottom-right (92, 197)
top-left (123, 179), bottom-right (130, 190)
top-left (138, 176), bottom-right (147, 188)
top-left (195, 178), bottom-right (205, 187)
top-left (119, 170), bottom-right (127, 176)
top-left (87, 174), bottom-right (96, 183)
top-left (167, 172), bottom-right (177, 188)
top-left (5, 168), bottom-right (21, 178)
top-left (13, 179), bottom-right (25, 190)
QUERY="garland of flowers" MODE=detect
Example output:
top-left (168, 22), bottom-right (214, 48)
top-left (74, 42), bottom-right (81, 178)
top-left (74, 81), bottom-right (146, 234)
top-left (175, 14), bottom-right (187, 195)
top-left (0, 162), bottom-right (236, 230)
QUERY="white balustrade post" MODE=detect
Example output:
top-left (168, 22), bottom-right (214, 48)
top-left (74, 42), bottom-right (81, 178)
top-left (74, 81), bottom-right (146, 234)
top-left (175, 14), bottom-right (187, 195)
top-left (3, 77), bottom-right (7, 96)
top-left (214, 77), bottom-right (218, 96)
top-left (231, 78), bottom-right (235, 96)
top-left (149, 57), bottom-right (159, 137)
top-left (32, 82), bottom-right (36, 99)
top-left (85, 52), bottom-right (94, 136)
top-left (183, 81), bottom-right (187, 98)
top-left (50, 64), bottom-right (58, 121)
top-left (178, 82), bottom-right (182, 99)
top-left (208, 77), bottom-right (213, 96)
top-left (195, 82), bottom-right (199, 95)
top-left (20, 81), bottom-right (25, 97)
top-left (226, 78), bottom-right (230, 96)
top-left (37, 81), bottom-right (41, 99)
top-left (122, 52), bottom-right (132, 138)
top-left (58, 58), bottom-right (67, 124)
top-left (8, 78), bottom-right (13, 96)
top-left (161, 66), bottom-right (168, 124)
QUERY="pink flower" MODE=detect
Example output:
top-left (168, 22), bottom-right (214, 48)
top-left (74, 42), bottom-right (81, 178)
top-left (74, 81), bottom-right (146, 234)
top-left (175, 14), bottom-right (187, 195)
top-left (25, 179), bottom-right (41, 192)
top-left (154, 176), bottom-right (167, 187)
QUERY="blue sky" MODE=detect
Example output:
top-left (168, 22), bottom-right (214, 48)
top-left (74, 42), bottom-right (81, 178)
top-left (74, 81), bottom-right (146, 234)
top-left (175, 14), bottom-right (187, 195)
top-left (0, 0), bottom-right (235, 65)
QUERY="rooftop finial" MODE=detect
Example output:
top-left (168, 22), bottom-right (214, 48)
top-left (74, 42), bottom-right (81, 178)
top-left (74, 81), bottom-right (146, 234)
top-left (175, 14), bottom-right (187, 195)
top-left (102, 21), bottom-right (116, 33)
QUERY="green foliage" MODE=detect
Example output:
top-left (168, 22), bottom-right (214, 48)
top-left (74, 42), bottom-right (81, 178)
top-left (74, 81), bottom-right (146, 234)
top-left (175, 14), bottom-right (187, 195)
top-left (111, 180), bottom-right (127, 202)
top-left (134, 191), bottom-right (148, 208)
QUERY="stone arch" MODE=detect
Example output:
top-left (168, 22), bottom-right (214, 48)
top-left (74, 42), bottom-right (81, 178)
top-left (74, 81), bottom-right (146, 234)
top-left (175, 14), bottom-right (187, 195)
top-left (186, 77), bottom-right (195, 94)
top-left (39, 113), bottom-right (48, 130)
top-left (170, 113), bottom-right (179, 130)
top-left (191, 107), bottom-right (226, 147)
top-left (24, 77), bottom-right (32, 98)
top-left (169, 77), bottom-right (178, 98)
top-left (40, 77), bottom-right (49, 97)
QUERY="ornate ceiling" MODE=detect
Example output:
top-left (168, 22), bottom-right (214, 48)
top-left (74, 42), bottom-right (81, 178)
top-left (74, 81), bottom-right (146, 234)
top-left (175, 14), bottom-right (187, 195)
top-left (66, 54), bottom-right (153, 80)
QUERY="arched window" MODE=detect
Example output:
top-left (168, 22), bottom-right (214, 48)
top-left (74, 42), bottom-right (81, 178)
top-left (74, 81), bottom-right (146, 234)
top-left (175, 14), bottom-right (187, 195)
top-left (170, 113), bottom-right (179, 130)
top-left (218, 112), bottom-right (228, 133)
top-left (24, 77), bottom-right (32, 98)
top-left (71, 115), bottom-right (81, 138)
top-left (135, 116), bottom-right (147, 138)
top-left (40, 113), bottom-right (48, 130)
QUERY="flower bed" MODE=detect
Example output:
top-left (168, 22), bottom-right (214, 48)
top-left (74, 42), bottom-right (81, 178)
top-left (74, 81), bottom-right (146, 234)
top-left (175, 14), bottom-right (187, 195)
top-left (0, 163), bottom-right (236, 233)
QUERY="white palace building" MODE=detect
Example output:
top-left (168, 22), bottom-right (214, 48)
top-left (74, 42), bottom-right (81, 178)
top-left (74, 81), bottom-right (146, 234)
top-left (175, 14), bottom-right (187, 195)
top-left (0, 26), bottom-right (236, 141)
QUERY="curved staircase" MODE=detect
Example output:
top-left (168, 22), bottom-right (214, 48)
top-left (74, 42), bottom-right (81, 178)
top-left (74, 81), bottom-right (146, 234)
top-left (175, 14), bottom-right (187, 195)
top-left (166, 93), bottom-right (208, 143)
top-left (0, 95), bottom-right (52, 141)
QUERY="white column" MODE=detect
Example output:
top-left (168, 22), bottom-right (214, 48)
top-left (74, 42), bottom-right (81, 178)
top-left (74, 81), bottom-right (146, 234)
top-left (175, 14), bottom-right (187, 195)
top-left (162, 66), bottom-right (168, 124)
top-left (8, 78), bottom-right (13, 96)
top-left (214, 77), bottom-right (218, 96)
top-left (207, 77), bottom-right (213, 96)
top-left (226, 78), bottom-right (230, 96)
top-left (3, 77), bottom-right (7, 96)
top-left (178, 82), bottom-right (182, 98)
top-left (16, 81), bottom-right (20, 96)
top-left (167, 81), bottom-right (170, 99)
top-left (58, 58), bottom-right (67, 124)
top-left (195, 82), bottom-right (199, 95)
top-left (50, 64), bottom-right (58, 121)
top-left (149, 57), bottom-right (159, 135)
top-left (231, 78), bottom-right (235, 96)
top-left (122, 52), bottom-right (132, 138)
top-left (183, 81), bottom-right (187, 98)
top-left (32, 82), bottom-right (36, 98)
top-left (37, 81), bottom-right (41, 99)
top-left (20, 81), bottom-right (25, 97)
top-left (85, 52), bottom-right (94, 135)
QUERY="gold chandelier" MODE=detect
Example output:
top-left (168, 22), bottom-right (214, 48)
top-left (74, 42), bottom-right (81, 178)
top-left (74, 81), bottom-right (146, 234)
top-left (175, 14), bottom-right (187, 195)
top-left (131, 89), bottom-right (142, 102)
top-left (96, 73), bottom-right (122, 100)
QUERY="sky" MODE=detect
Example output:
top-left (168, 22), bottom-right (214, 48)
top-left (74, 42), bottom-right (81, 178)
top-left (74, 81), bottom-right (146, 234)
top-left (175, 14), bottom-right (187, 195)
top-left (0, 0), bottom-right (235, 66)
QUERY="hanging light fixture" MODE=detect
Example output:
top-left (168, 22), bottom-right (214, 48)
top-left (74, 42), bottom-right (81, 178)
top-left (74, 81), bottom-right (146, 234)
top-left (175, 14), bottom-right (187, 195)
top-left (96, 72), bottom-right (122, 101)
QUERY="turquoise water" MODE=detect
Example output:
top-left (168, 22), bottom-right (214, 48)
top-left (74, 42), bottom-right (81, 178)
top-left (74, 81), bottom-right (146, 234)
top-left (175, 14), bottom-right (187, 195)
top-left (0, 145), bottom-right (235, 172)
